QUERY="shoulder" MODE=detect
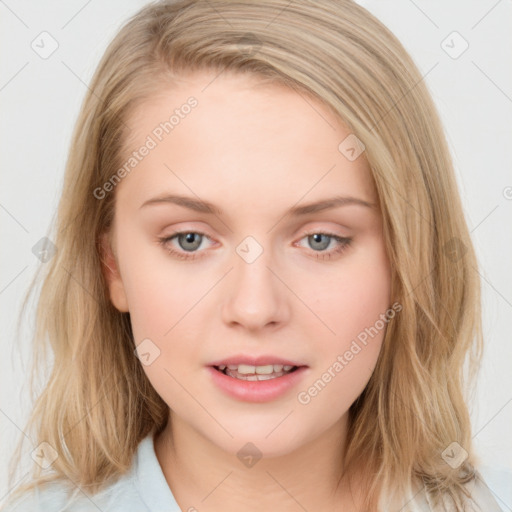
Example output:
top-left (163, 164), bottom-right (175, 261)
top-left (1, 433), bottom-right (180, 512)
top-left (0, 478), bottom-right (144, 512)
top-left (0, 470), bottom-right (145, 512)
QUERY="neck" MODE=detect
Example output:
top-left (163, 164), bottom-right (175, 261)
top-left (154, 412), bottom-right (374, 512)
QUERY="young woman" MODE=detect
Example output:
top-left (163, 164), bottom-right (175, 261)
top-left (3, 1), bottom-right (503, 510)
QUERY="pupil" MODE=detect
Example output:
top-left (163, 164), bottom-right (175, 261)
top-left (310, 233), bottom-right (329, 251)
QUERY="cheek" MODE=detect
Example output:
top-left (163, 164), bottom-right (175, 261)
top-left (118, 241), bottom-right (210, 341)
top-left (307, 242), bottom-right (391, 397)
top-left (118, 249), bottom-right (210, 401)
top-left (319, 244), bottom-right (391, 347)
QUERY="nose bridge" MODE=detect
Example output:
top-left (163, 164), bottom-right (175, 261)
top-left (221, 235), bottom-right (289, 329)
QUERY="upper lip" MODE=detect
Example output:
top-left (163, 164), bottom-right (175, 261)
top-left (209, 355), bottom-right (306, 367)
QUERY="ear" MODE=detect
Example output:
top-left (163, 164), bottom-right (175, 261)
top-left (98, 232), bottom-right (129, 312)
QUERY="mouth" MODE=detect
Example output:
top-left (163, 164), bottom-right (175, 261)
top-left (212, 364), bottom-right (302, 381)
top-left (208, 360), bottom-right (309, 402)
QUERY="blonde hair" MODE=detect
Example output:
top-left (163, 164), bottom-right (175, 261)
top-left (6, 0), bottom-right (483, 510)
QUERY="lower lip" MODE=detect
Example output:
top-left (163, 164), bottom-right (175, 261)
top-left (207, 366), bottom-right (308, 403)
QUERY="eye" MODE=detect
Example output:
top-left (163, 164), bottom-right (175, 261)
top-left (158, 231), bottom-right (214, 260)
top-left (295, 232), bottom-right (352, 260)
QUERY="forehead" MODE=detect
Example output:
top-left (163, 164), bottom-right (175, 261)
top-left (117, 70), bottom-right (377, 215)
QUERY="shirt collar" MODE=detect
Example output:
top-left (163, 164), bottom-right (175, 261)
top-left (132, 432), bottom-right (181, 512)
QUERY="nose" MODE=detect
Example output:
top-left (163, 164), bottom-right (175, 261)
top-left (221, 243), bottom-right (291, 331)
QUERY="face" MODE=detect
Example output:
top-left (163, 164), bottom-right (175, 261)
top-left (103, 70), bottom-right (391, 458)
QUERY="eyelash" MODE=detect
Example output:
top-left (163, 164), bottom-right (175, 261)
top-left (158, 230), bottom-right (352, 261)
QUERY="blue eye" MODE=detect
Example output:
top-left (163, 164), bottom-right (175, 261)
top-left (158, 231), bottom-right (352, 261)
top-left (297, 232), bottom-right (352, 260)
top-left (158, 231), bottom-right (212, 260)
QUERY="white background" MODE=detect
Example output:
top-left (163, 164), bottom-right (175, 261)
top-left (1, 0), bottom-right (511, 509)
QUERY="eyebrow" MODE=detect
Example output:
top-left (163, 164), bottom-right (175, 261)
top-left (139, 194), bottom-right (376, 215)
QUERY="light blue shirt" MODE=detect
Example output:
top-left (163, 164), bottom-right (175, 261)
top-left (1, 432), bottom-right (506, 511)
top-left (2, 434), bottom-right (181, 512)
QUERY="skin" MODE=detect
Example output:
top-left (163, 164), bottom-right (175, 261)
top-left (102, 69), bottom-right (391, 511)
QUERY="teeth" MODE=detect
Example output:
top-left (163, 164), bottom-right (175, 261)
top-left (218, 363), bottom-right (299, 381)
top-left (228, 371), bottom-right (286, 381)
top-left (224, 364), bottom-right (292, 374)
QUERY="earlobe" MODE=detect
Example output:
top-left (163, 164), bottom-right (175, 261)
top-left (98, 232), bottom-right (129, 312)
